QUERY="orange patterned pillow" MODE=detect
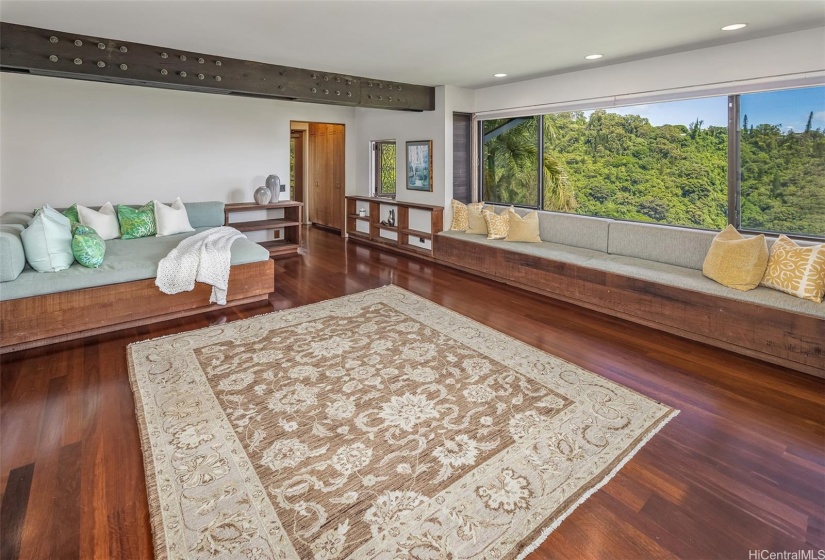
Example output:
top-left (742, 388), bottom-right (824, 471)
top-left (761, 235), bottom-right (825, 303)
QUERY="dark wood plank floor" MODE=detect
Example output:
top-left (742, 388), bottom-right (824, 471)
top-left (2, 226), bottom-right (823, 560)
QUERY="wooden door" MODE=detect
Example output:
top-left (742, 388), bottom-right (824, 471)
top-left (308, 122), bottom-right (344, 231)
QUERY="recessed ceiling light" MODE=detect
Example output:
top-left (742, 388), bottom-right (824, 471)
top-left (494, 73), bottom-right (507, 78)
top-left (585, 54), bottom-right (603, 60)
top-left (721, 23), bottom-right (747, 31)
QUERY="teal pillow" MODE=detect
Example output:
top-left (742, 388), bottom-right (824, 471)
top-left (20, 205), bottom-right (74, 272)
top-left (71, 224), bottom-right (106, 268)
top-left (117, 202), bottom-right (156, 239)
top-left (0, 224), bottom-right (26, 281)
top-left (184, 201), bottom-right (225, 228)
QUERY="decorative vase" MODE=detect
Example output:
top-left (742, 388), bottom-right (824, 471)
top-left (254, 186), bottom-right (272, 205)
top-left (265, 174), bottom-right (281, 192)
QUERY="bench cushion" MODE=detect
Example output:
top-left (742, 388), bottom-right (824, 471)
top-left (538, 211), bottom-right (612, 253)
top-left (0, 224), bottom-right (26, 282)
top-left (0, 227), bottom-right (270, 301)
top-left (608, 221), bottom-right (716, 270)
top-left (438, 230), bottom-right (825, 319)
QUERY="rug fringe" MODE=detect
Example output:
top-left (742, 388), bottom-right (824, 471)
top-left (514, 408), bottom-right (680, 560)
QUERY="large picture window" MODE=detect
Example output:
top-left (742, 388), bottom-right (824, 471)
top-left (740, 88), bottom-right (825, 237)
top-left (479, 85), bottom-right (824, 239)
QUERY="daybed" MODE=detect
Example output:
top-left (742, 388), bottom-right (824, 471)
top-left (435, 209), bottom-right (824, 377)
top-left (0, 201), bottom-right (274, 352)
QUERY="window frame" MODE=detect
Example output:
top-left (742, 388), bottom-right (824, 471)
top-left (476, 87), bottom-right (825, 241)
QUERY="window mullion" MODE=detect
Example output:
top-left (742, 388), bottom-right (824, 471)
top-left (727, 95), bottom-right (741, 228)
top-left (537, 115), bottom-right (544, 210)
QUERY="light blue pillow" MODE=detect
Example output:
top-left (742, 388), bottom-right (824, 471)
top-left (20, 205), bottom-right (74, 272)
top-left (0, 224), bottom-right (26, 281)
top-left (184, 201), bottom-right (225, 228)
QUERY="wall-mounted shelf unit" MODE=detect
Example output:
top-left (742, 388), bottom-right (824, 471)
top-left (224, 201), bottom-right (303, 257)
top-left (345, 196), bottom-right (443, 259)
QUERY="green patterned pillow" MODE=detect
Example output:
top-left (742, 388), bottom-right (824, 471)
top-left (117, 202), bottom-right (156, 239)
top-left (63, 204), bottom-right (80, 225)
top-left (71, 224), bottom-right (106, 268)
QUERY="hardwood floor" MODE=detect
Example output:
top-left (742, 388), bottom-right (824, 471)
top-left (1, 226), bottom-right (823, 559)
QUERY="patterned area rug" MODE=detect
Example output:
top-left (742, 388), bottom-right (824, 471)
top-left (128, 285), bottom-right (677, 560)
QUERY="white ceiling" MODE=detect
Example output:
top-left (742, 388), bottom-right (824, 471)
top-left (2, 0), bottom-right (824, 89)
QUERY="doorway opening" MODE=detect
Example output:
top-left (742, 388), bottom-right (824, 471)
top-left (291, 121), bottom-right (345, 233)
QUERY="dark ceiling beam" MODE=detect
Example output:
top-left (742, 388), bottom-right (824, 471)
top-left (0, 22), bottom-right (435, 111)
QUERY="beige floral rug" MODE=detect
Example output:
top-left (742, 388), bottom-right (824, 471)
top-left (128, 285), bottom-right (677, 560)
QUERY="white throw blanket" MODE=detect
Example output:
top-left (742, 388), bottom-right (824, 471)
top-left (155, 227), bottom-right (245, 305)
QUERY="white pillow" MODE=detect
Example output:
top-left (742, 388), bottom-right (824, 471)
top-left (20, 205), bottom-right (74, 272)
top-left (77, 202), bottom-right (120, 240)
top-left (154, 197), bottom-right (194, 236)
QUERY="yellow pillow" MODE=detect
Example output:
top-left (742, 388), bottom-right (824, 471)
top-left (450, 200), bottom-right (483, 231)
top-left (505, 209), bottom-right (541, 243)
top-left (483, 208), bottom-right (511, 240)
top-left (761, 235), bottom-right (825, 303)
top-left (466, 204), bottom-right (490, 235)
top-left (702, 225), bottom-right (768, 291)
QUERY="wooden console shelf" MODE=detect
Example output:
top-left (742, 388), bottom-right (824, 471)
top-left (345, 196), bottom-right (443, 259)
top-left (224, 201), bottom-right (303, 257)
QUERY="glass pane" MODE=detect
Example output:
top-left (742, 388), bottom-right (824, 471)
top-left (482, 116), bottom-right (539, 206)
top-left (542, 97), bottom-right (728, 229)
top-left (378, 142), bottom-right (397, 195)
top-left (740, 86), bottom-right (825, 237)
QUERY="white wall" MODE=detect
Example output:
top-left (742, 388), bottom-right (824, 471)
top-left (475, 27), bottom-right (825, 113)
top-left (353, 85), bottom-right (475, 231)
top-left (0, 72), bottom-right (356, 212)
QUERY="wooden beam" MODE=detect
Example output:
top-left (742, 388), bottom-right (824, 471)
top-left (0, 22), bottom-right (435, 111)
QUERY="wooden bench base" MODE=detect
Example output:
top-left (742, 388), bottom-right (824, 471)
top-left (435, 234), bottom-right (824, 377)
top-left (0, 259), bottom-right (275, 353)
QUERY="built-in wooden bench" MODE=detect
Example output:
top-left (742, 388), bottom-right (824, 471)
top-left (435, 210), bottom-right (824, 377)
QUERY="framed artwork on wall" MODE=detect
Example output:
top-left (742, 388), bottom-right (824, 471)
top-left (406, 140), bottom-right (433, 191)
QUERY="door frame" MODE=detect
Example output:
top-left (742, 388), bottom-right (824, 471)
top-left (289, 122), bottom-right (310, 224)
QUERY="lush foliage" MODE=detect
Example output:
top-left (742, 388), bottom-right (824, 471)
top-left (481, 117), bottom-right (575, 211)
top-left (482, 109), bottom-right (824, 237)
top-left (740, 120), bottom-right (825, 236)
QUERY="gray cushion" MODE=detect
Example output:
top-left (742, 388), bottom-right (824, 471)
top-left (608, 221), bottom-right (717, 270)
top-left (184, 201), bottom-right (225, 228)
top-left (0, 224), bottom-right (26, 282)
top-left (482, 206), bottom-right (612, 252)
top-left (0, 212), bottom-right (34, 227)
top-left (0, 227), bottom-right (270, 301)
top-left (438, 230), bottom-right (605, 265)
top-left (538, 211), bottom-right (611, 252)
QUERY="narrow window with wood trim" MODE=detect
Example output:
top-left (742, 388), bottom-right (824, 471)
top-left (372, 140), bottom-right (397, 198)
